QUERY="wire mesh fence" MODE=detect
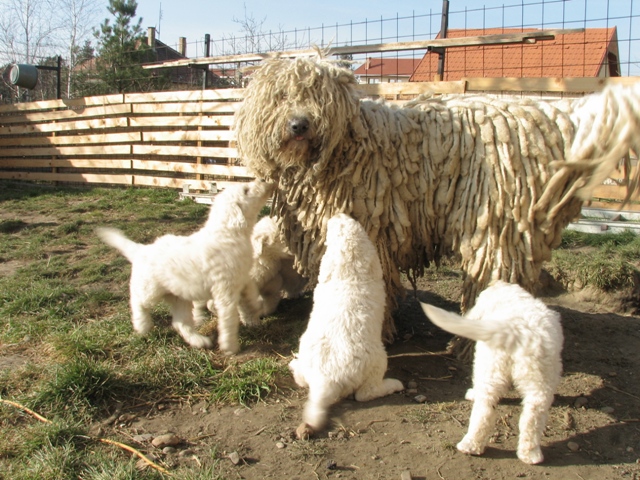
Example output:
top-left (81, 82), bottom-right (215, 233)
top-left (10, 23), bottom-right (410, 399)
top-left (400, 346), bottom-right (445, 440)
top-left (1, 0), bottom-right (639, 102)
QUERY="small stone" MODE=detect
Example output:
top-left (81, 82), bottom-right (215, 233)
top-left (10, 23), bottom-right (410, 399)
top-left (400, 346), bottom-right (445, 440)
top-left (401, 471), bottom-right (413, 480)
top-left (133, 434), bottom-right (153, 443)
top-left (326, 459), bottom-right (337, 470)
top-left (407, 381), bottom-right (418, 389)
top-left (601, 406), bottom-right (615, 414)
top-left (627, 447), bottom-right (634, 453)
top-left (162, 446), bottom-right (176, 454)
top-left (179, 449), bottom-right (195, 457)
top-left (157, 404), bottom-right (165, 410)
top-left (228, 451), bottom-right (241, 465)
top-left (567, 441), bottom-right (580, 452)
top-left (276, 441), bottom-right (286, 449)
top-left (447, 366), bottom-right (457, 372)
top-left (608, 371), bottom-right (618, 377)
top-left (336, 430), bottom-right (346, 439)
top-left (414, 395), bottom-right (428, 403)
top-left (152, 433), bottom-right (181, 448)
top-left (406, 388), bottom-right (418, 394)
top-left (403, 333), bottom-right (413, 341)
top-left (574, 397), bottom-right (588, 408)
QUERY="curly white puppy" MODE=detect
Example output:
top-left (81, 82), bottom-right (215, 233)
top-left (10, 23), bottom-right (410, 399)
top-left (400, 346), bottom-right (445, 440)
top-left (289, 213), bottom-right (404, 438)
top-left (96, 180), bottom-right (273, 354)
top-left (251, 216), bottom-right (307, 316)
top-left (420, 281), bottom-right (563, 464)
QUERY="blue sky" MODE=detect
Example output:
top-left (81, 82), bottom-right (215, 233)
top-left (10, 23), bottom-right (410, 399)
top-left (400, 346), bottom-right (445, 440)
top-left (132, 0), bottom-right (639, 73)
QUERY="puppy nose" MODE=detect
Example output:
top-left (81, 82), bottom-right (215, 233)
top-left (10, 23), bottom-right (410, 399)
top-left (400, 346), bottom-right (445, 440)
top-left (289, 117), bottom-right (309, 136)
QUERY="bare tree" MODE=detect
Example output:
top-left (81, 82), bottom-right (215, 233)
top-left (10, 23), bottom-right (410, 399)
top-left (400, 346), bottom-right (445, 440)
top-left (56, 0), bottom-right (102, 97)
top-left (0, 0), bottom-right (59, 64)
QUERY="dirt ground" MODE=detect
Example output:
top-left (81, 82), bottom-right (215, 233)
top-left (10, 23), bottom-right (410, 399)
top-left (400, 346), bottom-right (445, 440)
top-left (90, 272), bottom-right (640, 480)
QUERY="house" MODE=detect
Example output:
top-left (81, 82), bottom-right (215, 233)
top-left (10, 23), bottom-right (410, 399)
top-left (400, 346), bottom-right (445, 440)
top-left (410, 27), bottom-right (620, 82)
top-left (354, 57), bottom-right (421, 83)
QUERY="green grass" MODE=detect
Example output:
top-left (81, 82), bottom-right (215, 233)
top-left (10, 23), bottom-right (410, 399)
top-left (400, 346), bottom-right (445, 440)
top-left (0, 180), bottom-right (303, 478)
top-left (548, 229), bottom-right (640, 291)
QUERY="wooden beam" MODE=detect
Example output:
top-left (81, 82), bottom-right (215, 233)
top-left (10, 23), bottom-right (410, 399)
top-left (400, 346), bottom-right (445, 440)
top-left (131, 145), bottom-right (237, 158)
top-left (131, 159), bottom-right (250, 177)
top-left (0, 132), bottom-right (142, 147)
top-left (142, 29), bottom-right (584, 69)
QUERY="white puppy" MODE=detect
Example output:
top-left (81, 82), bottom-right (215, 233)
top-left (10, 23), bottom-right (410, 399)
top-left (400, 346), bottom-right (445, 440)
top-left (96, 180), bottom-right (273, 354)
top-left (250, 216), bottom-right (307, 316)
top-left (289, 213), bottom-right (404, 438)
top-left (420, 281), bottom-right (563, 464)
top-left (192, 216), bottom-right (307, 322)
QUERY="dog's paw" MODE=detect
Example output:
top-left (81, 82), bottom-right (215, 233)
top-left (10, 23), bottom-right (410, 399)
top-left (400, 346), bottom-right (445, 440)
top-left (295, 422), bottom-right (314, 440)
top-left (464, 388), bottom-right (476, 401)
top-left (187, 334), bottom-right (214, 349)
top-left (385, 378), bottom-right (405, 394)
top-left (219, 339), bottom-right (240, 356)
top-left (457, 436), bottom-right (485, 456)
top-left (517, 446), bottom-right (544, 465)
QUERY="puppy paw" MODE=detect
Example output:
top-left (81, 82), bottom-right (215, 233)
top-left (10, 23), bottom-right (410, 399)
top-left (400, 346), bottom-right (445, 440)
top-left (187, 334), bottom-right (214, 349)
top-left (457, 436), bottom-right (485, 456)
top-left (518, 447), bottom-right (544, 465)
top-left (219, 339), bottom-right (240, 356)
top-left (295, 422), bottom-right (314, 440)
top-left (385, 378), bottom-right (405, 394)
top-left (464, 388), bottom-right (476, 401)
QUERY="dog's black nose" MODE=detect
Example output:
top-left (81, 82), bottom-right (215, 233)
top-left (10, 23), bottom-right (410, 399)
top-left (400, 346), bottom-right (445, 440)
top-left (289, 117), bottom-right (310, 136)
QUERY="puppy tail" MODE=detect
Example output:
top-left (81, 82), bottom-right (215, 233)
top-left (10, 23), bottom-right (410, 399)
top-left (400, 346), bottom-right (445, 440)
top-left (420, 302), bottom-right (498, 343)
top-left (96, 227), bottom-right (142, 263)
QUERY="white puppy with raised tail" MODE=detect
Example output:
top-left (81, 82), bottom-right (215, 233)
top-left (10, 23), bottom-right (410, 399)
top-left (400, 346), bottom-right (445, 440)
top-left (289, 213), bottom-right (404, 439)
top-left (96, 180), bottom-right (273, 354)
top-left (420, 281), bottom-right (563, 464)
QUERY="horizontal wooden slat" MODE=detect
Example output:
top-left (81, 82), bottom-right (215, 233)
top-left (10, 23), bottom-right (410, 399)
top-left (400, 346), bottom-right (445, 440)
top-left (129, 115), bottom-right (235, 127)
top-left (142, 130), bottom-right (234, 142)
top-left (358, 80), bottom-right (466, 96)
top-left (132, 102), bottom-right (238, 114)
top-left (0, 117), bottom-right (129, 135)
top-left (464, 76), bottom-right (640, 93)
top-left (0, 145), bottom-right (132, 156)
top-left (0, 132), bottom-right (142, 147)
top-left (0, 103), bottom-right (132, 124)
top-left (0, 94), bottom-right (125, 113)
top-left (0, 158), bottom-right (133, 168)
top-left (125, 89), bottom-right (244, 103)
top-left (132, 145), bottom-right (237, 158)
top-left (131, 160), bottom-right (249, 176)
top-left (133, 175), bottom-right (248, 190)
top-left (0, 171), bottom-right (133, 184)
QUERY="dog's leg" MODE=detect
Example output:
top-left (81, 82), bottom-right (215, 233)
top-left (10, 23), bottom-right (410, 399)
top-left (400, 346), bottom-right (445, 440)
top-left (130, 292), bottom-right (154, 335)
top-left (192, 300), bottom-right (210, 326)
top-left (354, 377), bottom-right (404, 402)
top-left (457, 370), bottom-right (508, 457)
top-left (213, 294), bottom-right (242, 355)
top-left (516, 390), bottom-right (555, 464)
top-left (238, 281), bottom-right (263, 326)
top-left (169, 297), bottom-right (213, 349)
top-left (299, 381), bottom-right (340, 437)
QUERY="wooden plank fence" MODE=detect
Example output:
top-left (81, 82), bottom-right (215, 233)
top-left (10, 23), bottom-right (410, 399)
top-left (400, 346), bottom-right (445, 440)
top-left (0, 76), bottom-right (639, 210)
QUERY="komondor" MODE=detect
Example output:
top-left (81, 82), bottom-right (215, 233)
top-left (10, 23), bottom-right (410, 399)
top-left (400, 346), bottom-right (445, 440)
top-left (97, 180), bottom-right (273, 354)
top-left (235, 54), bottom-right (640, 339)
top-left (421, 281), bottom-right (563, 464)
top-left (289, 213), bottom-right (404, 439)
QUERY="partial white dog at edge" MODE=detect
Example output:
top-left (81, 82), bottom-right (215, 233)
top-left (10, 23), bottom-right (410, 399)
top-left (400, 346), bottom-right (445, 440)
top-left (250, 216), bottom-right (308, 316)
top-left (289, 213), bottom-right (404, 439)
top-left (420, 280), bottom-right (563, 464)
top-left (96, 180), bottom-right (273, 354)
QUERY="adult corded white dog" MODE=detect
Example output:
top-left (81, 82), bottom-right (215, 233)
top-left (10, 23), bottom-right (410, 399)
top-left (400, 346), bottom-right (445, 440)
top-left (235, 55), bottom-right (640, 340)
top-left (421, 281), bottom-right (563, 464)
top-left (290, 213), bottom-right (404, 439)
top-left (96, 180), bottom-right (273, 354)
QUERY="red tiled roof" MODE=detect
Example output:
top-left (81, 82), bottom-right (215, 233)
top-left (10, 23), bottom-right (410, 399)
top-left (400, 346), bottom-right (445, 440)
top-left (410, 27), bottom-right (618, 82)
top-left (354, 57), bottom-right (421, 77)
